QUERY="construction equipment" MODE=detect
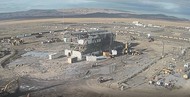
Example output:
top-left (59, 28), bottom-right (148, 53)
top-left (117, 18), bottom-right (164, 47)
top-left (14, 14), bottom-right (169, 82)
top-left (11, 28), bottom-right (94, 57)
top-left (123, 48), bottom-right (128, 55)
top-left (130, 35), bottom-right (135, 41)
top-left (97, 77), bottom-right (113, 83)
top-left (8, 38), bottom-right (24, 46)
top-left (130, 50), bottom-right (142, 55)
top-left (102, 52), bottom-right (115, 58)
top-left (122, 43), bottom-right (142, 55)
top-left (183, 74), bottom-right (189, 79)
top-left (183, 72), bottom-right (190, 79)
top-left (148, 80), bottom-right (155, 85)
top-left (0, 78), bottom-right (20, 96)
top-left (161, 68), bottom-right (173, 74)
top-left (148, 37), bottom-right (154, 42)
top-left (184, 63), bottom-right (190, 68)
top-left (103, 52), bottom-right (111, 57)
top-left (122, 43), bottom-right (131, 54)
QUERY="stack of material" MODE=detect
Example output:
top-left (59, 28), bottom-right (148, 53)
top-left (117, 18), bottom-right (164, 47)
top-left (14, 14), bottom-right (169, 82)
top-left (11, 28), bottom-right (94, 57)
top-left (86, 56), bottom-right (97, 61)
top-left (49, 53), bottom-right (63, 60)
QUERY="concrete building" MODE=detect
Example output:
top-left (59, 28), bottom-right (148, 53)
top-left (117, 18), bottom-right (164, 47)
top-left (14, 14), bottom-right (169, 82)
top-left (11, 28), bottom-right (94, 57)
top-left (63, 30), bottom-right (125, 61)
top-left (63, 30), bottom-right (116, 56)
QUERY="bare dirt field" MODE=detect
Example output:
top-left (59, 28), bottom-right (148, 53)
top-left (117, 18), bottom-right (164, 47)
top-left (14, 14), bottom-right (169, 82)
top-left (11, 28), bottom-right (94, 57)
top-left (0, 18), bottom-right (190, 26)
top-left (1, 18), bottom-right (190, 97)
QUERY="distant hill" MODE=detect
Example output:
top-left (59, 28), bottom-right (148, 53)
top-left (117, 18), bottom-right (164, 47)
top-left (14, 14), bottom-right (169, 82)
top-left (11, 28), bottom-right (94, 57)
top-left (0, 8), bottom-right (188, 21)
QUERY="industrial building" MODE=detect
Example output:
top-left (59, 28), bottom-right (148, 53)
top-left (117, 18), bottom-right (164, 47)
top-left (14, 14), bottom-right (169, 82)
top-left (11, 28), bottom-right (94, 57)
top-left (63, 30), bottom-right (116, 53)
top-left (63, 30), bottom-right (118, 60)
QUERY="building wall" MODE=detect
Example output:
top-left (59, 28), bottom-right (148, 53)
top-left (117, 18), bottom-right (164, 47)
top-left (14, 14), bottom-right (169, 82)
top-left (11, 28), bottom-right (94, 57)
top-left (49, 52), bottom-right (63, 60)
top-left (65, 49), bottom-right (72, 57)
top-left (68, 57), bottom-right (77, 63)
top-left (77, 39), bottom-right (85, 45)
top-left (71, 50), bottom-right (82, 61)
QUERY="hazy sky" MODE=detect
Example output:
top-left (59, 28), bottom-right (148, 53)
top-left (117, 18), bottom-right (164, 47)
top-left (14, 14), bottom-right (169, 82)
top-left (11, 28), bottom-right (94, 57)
top-left (0, 0), bottom-right (189, 19)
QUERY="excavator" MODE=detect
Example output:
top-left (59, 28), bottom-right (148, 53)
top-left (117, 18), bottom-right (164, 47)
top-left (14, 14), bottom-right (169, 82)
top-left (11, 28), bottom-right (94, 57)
top-left (122, 43), bottom-right (142, 55)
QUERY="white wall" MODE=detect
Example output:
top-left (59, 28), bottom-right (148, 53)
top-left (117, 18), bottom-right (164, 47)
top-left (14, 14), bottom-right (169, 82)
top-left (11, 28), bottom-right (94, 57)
top-left (111, 50), bottom-right (117, 56)
top-left (65, 49), bottom-right (72, 57)
top-left (78, 39), bottom-right (85, 45)
top-left (49, 52), bottom-right (63, 60)
top-left (71, 51), bottom-right (82, 60)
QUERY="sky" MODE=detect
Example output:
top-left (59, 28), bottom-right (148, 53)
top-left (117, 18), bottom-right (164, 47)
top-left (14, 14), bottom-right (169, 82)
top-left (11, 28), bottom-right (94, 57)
top-left (0, 0), bottom-right (189, 19)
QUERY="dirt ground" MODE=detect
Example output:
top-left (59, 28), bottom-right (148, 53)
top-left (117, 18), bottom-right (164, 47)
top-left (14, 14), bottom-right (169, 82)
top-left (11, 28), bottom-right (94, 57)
top-left (1, 18), bottom-right (190, 97)
top-left (0, 18), bottom-right (190, 26)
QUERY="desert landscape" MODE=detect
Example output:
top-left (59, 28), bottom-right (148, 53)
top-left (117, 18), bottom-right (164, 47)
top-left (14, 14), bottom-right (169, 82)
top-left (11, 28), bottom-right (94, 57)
top-left (0, 8), bottom-right (190, 97)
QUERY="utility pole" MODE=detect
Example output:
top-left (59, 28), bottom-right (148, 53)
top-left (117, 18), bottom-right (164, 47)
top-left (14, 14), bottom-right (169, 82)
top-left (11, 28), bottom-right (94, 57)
top-left (162, 40), bottom-right (165, 57)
